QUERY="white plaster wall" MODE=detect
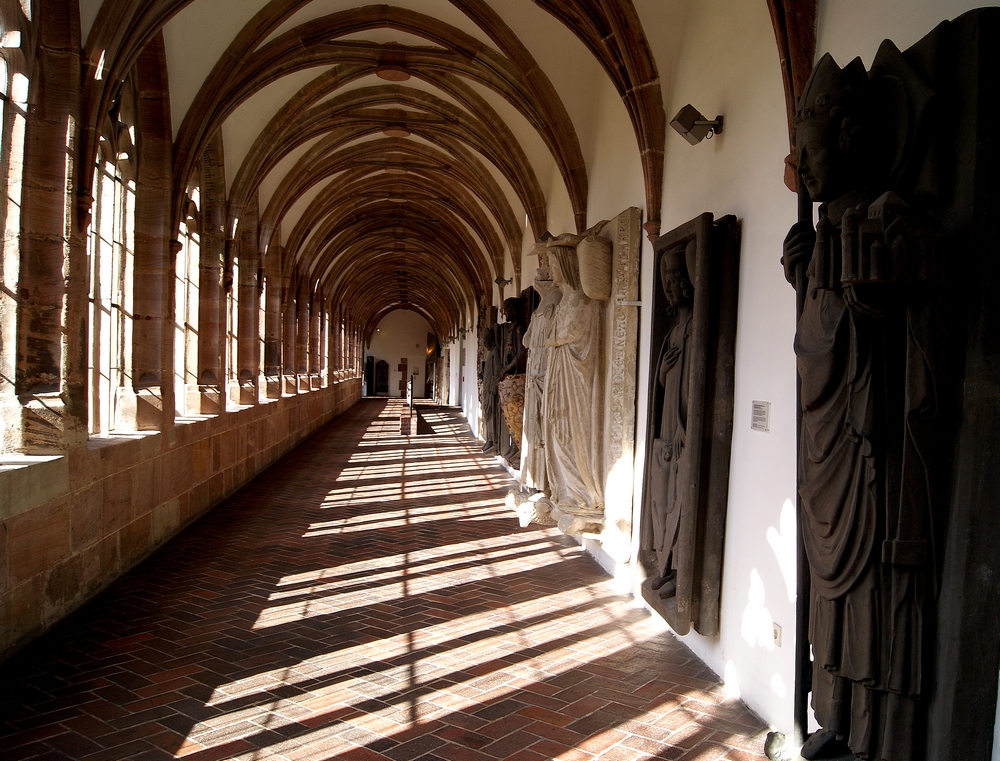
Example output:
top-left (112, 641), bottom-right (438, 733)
top-left (642, 0), bottom-right (799, 732)
top-left (817, 0), bottom-right (995, 67)
top-left (461, 331), bottom-right (480, 439)
top-left (367, 310), bottom-right (432, 398)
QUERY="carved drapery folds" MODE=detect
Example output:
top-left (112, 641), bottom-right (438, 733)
top-left (772, 14), bottom-right (999, 758)
top-left (511, 207), bottom-right (640, 555)
top-left (639, 213), bottom-right (740, 637)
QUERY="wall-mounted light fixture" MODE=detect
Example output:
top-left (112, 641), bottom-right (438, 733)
top-left (494, 275), bottom-right (512, 289)
top-left (670, 104), bottom-right (723, 145)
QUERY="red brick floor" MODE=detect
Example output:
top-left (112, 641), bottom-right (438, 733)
top-left (0, 399), bottom-right (768, 761)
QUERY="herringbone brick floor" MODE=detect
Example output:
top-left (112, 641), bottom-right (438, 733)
top-left (0, 399), bottom-right (767, 761)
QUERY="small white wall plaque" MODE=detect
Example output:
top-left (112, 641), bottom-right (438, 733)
top-left (751, 400), bottom-right (770, 432)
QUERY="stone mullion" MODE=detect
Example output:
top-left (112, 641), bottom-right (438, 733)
top-left (309, 295), bottom-right (321, 389)
top-left (17, 0), bottom-right (84, 452)
top-left (261, 247), bottom-right (281, 399)
top-left (320, 297), bottom-right (330, 387)
top-left (236, 196), bottom-right (259, 405)
top-left (281, 275), bottom-right (297, 395)
top-left (295, 280), bottom-right (309, 391)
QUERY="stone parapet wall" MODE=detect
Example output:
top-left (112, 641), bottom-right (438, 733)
top-left (0, 379), bottom-right (361, 662)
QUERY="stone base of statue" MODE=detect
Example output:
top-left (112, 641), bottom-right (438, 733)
top-left (551, 505), bottom-right (605, 537)
top-left (506, 488), bottom-right (556, 527)
top-left (640, 575), bottom-right (686, 635)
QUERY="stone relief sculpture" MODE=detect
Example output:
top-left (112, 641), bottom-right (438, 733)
top-left (478, 326), bottom-right (502, 455)
top-left (646, 241), bottom-right (696, 601)
top-left (542, 232), bottom-right (609, 535)
top-left (776, 47), bottom-right (949, 761)
top-left (520, 251), bottom-right (562, 493)
top-left (504, 210), bottom-right (639, 549)
top-left (639, 213), bottom-right (739, 637)
top-left (498, 297), bottom-right (528, 466)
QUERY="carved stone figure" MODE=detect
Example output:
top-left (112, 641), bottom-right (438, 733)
top-left (499, 297), bottom-right (528, 463)
top-left (783, 52), bottom-right (941, 761)
top-left (639, 213), bottom-right (739, 637)
top-left (520, 251), bottom-right (562, 492)
top-left (479, 326), bottom-right (502, 455)
top-left (646, 241), bottom-right (696, 600)
top-left (544, 235), bottom-right (606, 531)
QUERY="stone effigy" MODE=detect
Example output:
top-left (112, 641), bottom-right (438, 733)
top-left (543, 233), bottom-right (609, 535)
top-left (780, 46), bottom-right (946, 761)
top-left (519, 250), bottom-right (562, 493)
top-left (639, 212), bottom-right (739, 637)
top-left (499, 297), bottom-right (528, 465)
top-left (478, 325), bottom-right (503, 455)
top-left (645, 241), bottom-right (695, 602)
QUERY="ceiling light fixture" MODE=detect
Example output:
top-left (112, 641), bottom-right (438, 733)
top-left (383, 125), bottom-right (411, 138)
top-left (376, 63), bottom-right (410, 82)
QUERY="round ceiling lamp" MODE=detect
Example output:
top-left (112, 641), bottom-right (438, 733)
top-left (383, 125), bottom-right (411, 138)
top-left (375, 64), bottom-right (410, 82)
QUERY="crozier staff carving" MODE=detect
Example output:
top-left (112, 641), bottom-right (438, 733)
top-left (640, 213), bottom-right (739, 637)
top-left (783, 50), bottom-right (944, 761)
top-left (543, 234), bottom-right (608, 533)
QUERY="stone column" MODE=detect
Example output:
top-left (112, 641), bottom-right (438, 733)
top-left (296, 280), bottom-right (309, 392)
top-left (281, 275), bottom-right (297, 395)
top-left (195, 131), bottom-right (226, 414)
top-left (261, 245), bottom-right (281, 399)
top-left (236, 195), bottom-right (259, 405)
top-left (310, 295), bottom-right (322, 389)
top-left (16, 0), bottom-right (84, 452)
top-left (121, 35), bottom-right (171, 430)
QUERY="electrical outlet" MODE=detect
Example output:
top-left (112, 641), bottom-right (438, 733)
top-left (772, 623), bottom-right (782, 647)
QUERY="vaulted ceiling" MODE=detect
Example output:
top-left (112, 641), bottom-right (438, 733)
top-left (77, 0), bottom-right (668, 341)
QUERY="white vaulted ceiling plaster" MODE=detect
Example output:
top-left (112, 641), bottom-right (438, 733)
top-left (261, 0), bottom-right (495, 49)
top-left (485, 0), bottom-right (607, 168)
top-left (79, 0), bottom-right (102, 43)
top-left (221, 67), bottom-right (330, 194)
top-left (258, 134), bottom-right (325, 215)
top-left (161, 0), bottom-right (272, 138)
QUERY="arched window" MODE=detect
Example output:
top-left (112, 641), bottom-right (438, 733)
top-left (174, 188), bottom-right (200, 415)
top-left (87, 84), bottom-right (137, 435)
top-left (0, 2), bottom-right (29, 451)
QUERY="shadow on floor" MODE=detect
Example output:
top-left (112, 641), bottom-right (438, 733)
top-left (0, 400), bottom-right (766, 761)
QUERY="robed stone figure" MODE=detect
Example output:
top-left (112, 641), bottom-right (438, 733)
top-left (520, 252), bottom-right (561, 491)
top-left (479, 326), bottom-right (503, 455)
top-left (647, 241), bottom-right (696, 600)
top-left (784, 52), bottom-right (940, 761)
top-left (544, 236), bottom-right (605, 519)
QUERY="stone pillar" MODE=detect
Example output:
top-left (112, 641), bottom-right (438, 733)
top-left (236, 195), bottom-right (259, 406)
top-left (320, 299), bottom-right (330, 387)
top-left (261, 244), bottom-right (281, 399)
top-left (194, 131), bottom-right (226, 414)
top-left (309, 295), bottom-right (322, 389)
top-left (281, 276), bottom-right (297, 395)
top-left (16, 0), bottom-right (84, 453)
top-left (120, 34), bottom-right (171, 430)
top-left (296, 280), bottom-right (309, 392)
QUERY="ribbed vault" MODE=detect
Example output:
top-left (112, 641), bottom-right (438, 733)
top-left (75, 0), bottom-right (667, 347)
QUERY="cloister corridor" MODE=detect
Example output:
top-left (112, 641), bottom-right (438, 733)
top-left (0, 400), bottom-right (767, 761)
